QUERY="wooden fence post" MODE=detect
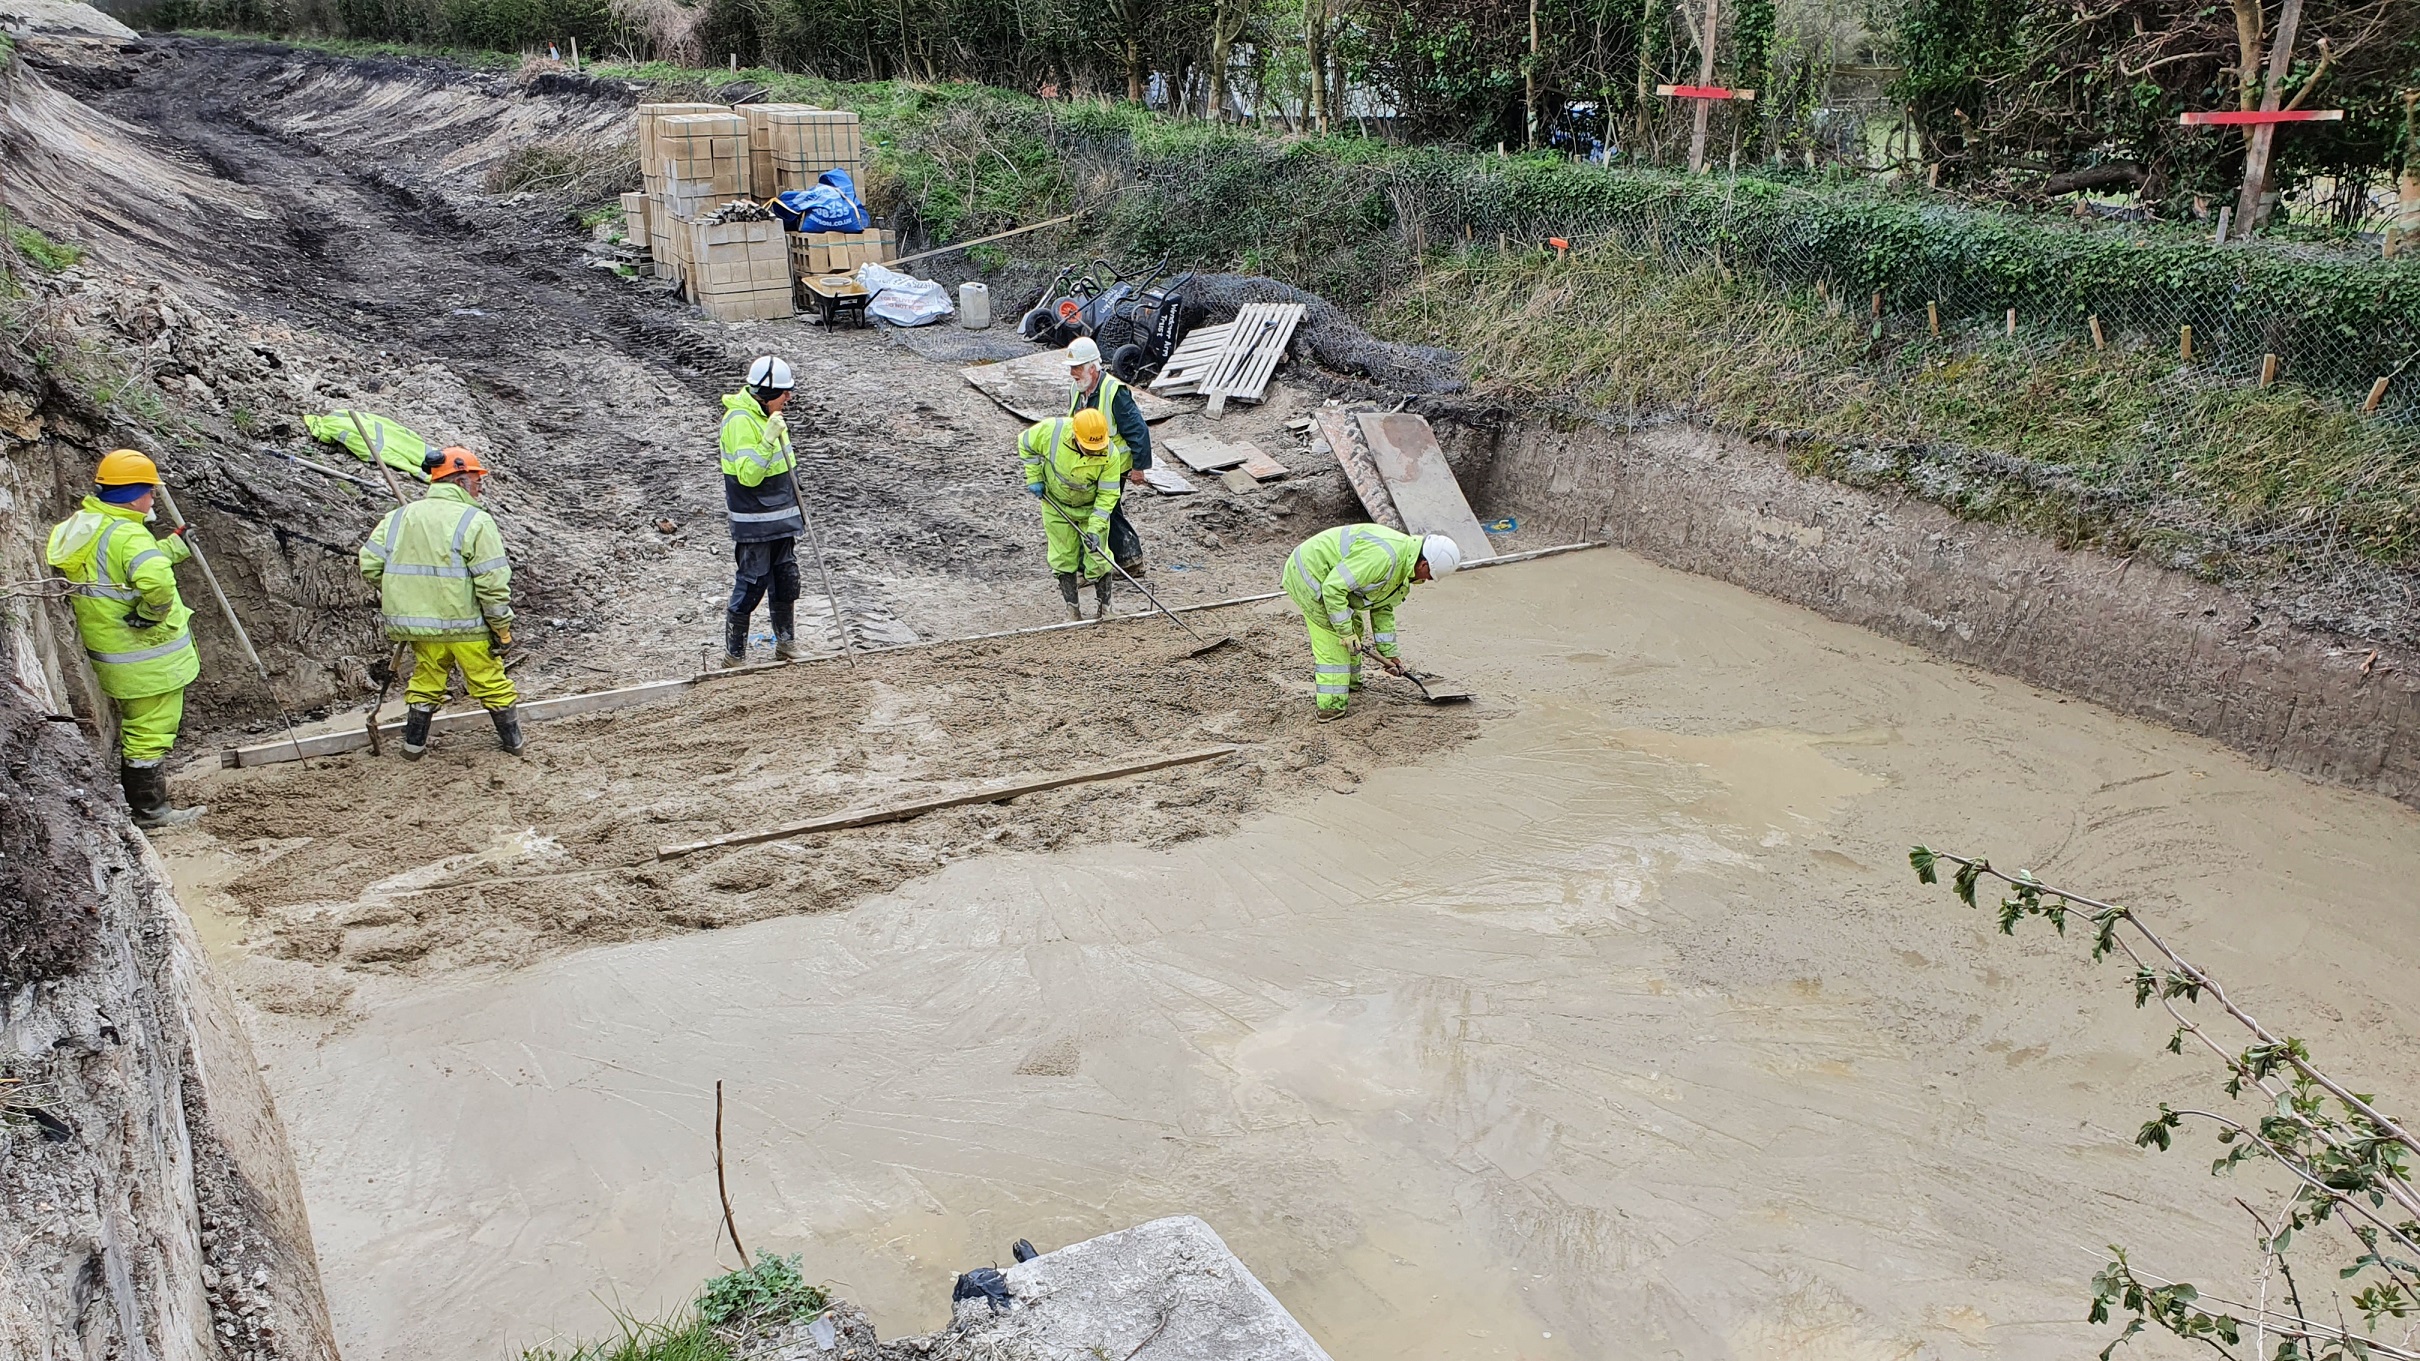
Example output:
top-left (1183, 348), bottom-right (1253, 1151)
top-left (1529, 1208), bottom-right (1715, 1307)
top-left (2004, 307), bottom-right (2016, 336)
top-left (1927, 301), bottom-right (1939, 336)
top-left (2366, 376), bottom-right (2392, 412)
top-left (2089, 315), bottom-right (2105, 350)
top-left (1870, 290), bottom-right (1882, 318)
top-left (2179, 325), bottom-right (2194, 362)
top-left (2259, 353), bottom-right (2279, 388)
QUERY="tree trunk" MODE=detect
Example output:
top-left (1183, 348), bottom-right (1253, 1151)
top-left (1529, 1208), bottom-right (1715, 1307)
top-left (1687, 0), bottom-right (1719, 173)
top-left (1306, 0), bottom-right (1328, 133)
top-left (1524, 0), bottom-right (1539, 149)
top-left (1126, 36), bottom-right (1142, 103)
top-left (1631, 0), bottom-right (1657, 157)
top-left (2232, 0), bottom-right (2303, 238)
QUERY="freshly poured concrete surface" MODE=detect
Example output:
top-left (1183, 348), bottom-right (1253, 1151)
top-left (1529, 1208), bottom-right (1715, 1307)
top-left (242, 549), bottom-right (2420, 1360)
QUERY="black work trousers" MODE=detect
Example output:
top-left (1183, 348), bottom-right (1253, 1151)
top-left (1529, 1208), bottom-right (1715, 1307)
top-left (728, 537), bottom-right (801, 638)
top-left (1107, 504), bottom-right (1143, 568)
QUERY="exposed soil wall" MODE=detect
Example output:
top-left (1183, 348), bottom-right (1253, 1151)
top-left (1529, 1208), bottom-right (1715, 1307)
top-left (1459, 414), bottom-right (2420, 809)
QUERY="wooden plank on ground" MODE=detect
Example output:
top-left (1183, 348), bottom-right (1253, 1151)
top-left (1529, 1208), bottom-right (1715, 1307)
top-left (961, 350), bottom-right (1181, 425)
top-left (1312, 407), bottom-right (1403, 530)
top-left (1161, 433), bottom-right (1257, 473)
top-left (1356, 413), bottom-right (1496, 563)
top-left (1236, 448), bottom-right (1290, 480)
top-left (657, 745), bottom-right (1241, 858)
top-left (221, 677), bottom-right (694, 768)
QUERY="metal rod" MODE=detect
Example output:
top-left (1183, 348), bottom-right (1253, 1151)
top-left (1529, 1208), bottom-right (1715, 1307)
top-left (883, 213), bottom-right (1080, 270)
top-left (1038, 492), bottom-right (1218, 647)
top-left (342, 408), bottom-right (417, 508)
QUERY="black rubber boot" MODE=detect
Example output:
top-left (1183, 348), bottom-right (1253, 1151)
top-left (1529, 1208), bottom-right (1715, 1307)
top-left (401, 704), bottom-right (435, 761)
top-left (120, 761), bottom-right (204, 830)
top-left (769, 596), bottom-right (798, 659)
top-left (1092, 574), bottom-right (1112, 620)
top-left (719, 610), bottom-right (749, 668)
top-left (1056, 572), bottom-right (1082, 622)
top-left (490, 703), bottom-right (526, 756)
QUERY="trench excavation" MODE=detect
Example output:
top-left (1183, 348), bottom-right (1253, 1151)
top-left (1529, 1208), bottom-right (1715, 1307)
top-left (7, 24), bottom-right (2420, 1361)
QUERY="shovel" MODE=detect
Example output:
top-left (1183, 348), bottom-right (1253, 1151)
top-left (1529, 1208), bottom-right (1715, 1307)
top-left (1041, 494), bottom-right (1238, 658)
top-left (1358, 641), bottom-right (1471, 704)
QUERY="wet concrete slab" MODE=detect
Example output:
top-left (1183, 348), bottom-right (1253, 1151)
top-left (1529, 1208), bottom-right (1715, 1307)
top-left (241, 548), bottom-right (2420, 1361)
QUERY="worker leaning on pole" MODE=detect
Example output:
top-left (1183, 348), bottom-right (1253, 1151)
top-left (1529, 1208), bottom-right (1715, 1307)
top-left (359, 446), bottom-right (523, 759)
top-left (45, 449), bottom-right (207, 828)
top-left (717, 355), bottom-right (805, 667)
top-left (1281, 523), bottom-right (1461, 721)
top-left (1019, 408), bottom-right (1130, 621)
top-left (1062, 336), bottom-right (1153, 576)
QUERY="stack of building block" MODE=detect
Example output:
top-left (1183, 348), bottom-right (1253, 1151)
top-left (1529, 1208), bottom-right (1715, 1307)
top-left (753, 106), bottom-right (863, 195)
top-left (690, 218), bottom-right (795, 323)
top-left (636, 102), bottom-right (726, 279)
top-left (743, 103), bottom-right (817, 197)
top-left (788, 228), bottom-right (897, 278)
top-left (619, 191), bottom-right (647, 244)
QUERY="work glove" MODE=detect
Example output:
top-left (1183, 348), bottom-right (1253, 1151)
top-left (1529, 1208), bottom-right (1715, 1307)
top-left (1025, 482), bottom-right (1044, 497)
top-left (491, 623), bottom-right (513, 648)
top-left (1081, 532), bottom-right (1105, 555)
top-left (1378, 654), bottom-right (1409, 677)
top-left (165, 524), bottom-right (191, 540)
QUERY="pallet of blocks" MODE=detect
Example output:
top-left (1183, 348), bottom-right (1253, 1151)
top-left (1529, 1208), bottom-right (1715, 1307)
top-left (787, 228), bottom-right (896, 278)
top-left (636, 102), bottom-right (724, 277)
top-left (743, 104), bottom-right (819, 197)
top-left (691, 219), bottom-right (794, 323)
top-left (755, 106), bottom-right (863, 194)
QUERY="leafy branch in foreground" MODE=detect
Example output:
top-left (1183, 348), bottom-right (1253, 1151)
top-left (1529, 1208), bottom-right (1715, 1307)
top-left (1910, 846), bottom-right (2420, 1361)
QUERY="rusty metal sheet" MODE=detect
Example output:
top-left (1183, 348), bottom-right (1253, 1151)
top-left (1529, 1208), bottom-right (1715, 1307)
top-left (1354, 413), bottom-right (1496, 562)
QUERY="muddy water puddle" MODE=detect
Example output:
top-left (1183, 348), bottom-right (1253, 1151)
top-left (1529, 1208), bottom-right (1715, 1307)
top-left (210, 550), bottom-right (2420, 1360)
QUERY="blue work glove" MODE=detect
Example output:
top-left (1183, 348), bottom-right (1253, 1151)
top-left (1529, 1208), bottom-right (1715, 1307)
top-left (1025, 482), bottom-right (1044, 497)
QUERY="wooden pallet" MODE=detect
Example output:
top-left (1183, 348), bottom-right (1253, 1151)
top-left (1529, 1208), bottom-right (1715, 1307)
top-left (1198, 304), bottom-right (1306, 417)
top-left (1147, 322), bottom-right (1236, 394)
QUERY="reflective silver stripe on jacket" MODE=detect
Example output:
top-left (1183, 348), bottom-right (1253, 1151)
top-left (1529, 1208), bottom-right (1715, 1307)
top-left (466, 555), bottom-right (507, 576)
top-left (382, 562), bottom-right (468, 577)
top-left (88, 632), bottom-right (194, 665)
top-left (1371, 631), bottom-right (1397, 644)
top-left (125, 547), bottom-right (166, 576)
top-left (727, 508), bottom-right (800, 523)
top-left (382, 614), bottom-right (487, 632)
top-left (74, 521), bottom-right (152, 604)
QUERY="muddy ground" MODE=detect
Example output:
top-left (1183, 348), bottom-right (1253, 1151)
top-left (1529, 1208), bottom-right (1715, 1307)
top-left (8, 36), bottom-right (1359, 733)
top-left (184, 601), bottom-right (1477, 1003)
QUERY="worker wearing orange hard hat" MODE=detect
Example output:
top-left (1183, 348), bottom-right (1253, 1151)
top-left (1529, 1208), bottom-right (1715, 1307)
top-left (359, 445), bottom-right (523, 759)
top-left (45, 448), bottom-right (207, 828)
top-left (1018, 407), bottom-right (1130, 621)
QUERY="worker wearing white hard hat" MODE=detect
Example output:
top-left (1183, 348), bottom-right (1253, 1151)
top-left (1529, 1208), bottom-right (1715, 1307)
top-left (1064, 336), bottom-right (1154, 576)
top-left (1279, 524), bottom-right (1460, 721)
top-left (716, 355), bottom-right (803, 667)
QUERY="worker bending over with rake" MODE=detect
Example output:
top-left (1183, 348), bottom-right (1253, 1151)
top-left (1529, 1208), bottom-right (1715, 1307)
top-left (46, 449), bottom-right (206, 828)
top-left (1019, 408), bottom-right (1131, 621)
top-left (360, 446), bottom-right (522, 759)
top-left (1281, 523), bottom-right (1461, 721)
top-left (1062, 337), bottom-right (1152, 576)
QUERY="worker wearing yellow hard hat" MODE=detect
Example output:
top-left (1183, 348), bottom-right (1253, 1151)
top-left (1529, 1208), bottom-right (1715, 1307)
top-left (45, 449), bottom-right (207, 828)
top-left (1018, 407), bottom-right (1130, 621)
top-left (359, 445), bottom-right (523, 759)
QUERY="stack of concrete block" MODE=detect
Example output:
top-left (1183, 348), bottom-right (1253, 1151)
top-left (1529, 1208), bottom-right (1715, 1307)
top-left (636, 101), bottom-right (725, 279)
top-left (743, 103), bottom-right (818, 196)
top-left (753, 106), bottom-right (863, 194)
top-left (619, 191), bottom-right (647, 244)
top-left (788, 228), bottom-right (896, 278)
top-left (690, 218), bottom-right (795, 323)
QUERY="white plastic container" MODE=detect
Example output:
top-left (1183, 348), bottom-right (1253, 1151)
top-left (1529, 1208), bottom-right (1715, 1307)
top-left (958, 281), bottom-right (991, 329)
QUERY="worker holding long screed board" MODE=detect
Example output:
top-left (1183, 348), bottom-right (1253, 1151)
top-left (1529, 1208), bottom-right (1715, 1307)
top-left (1280, 523), bottom-right (1460, 721)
